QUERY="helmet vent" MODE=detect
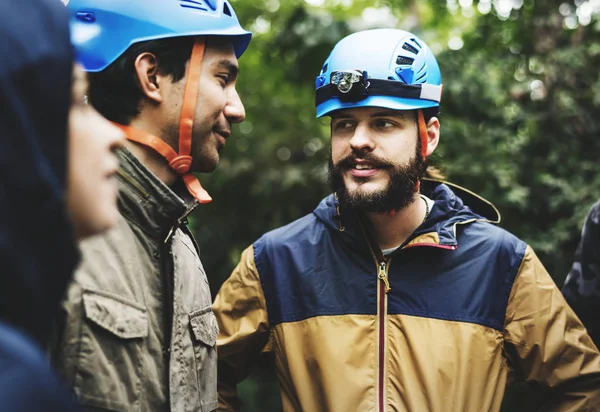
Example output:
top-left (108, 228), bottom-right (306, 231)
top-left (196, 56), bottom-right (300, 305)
top-left (321, 63), bottom-right (328, 74)
top-left (223, 1), bottom-right (232, 16)
top-left (396, 56), bottom-right (414, 66)
top-left (415, 63), bottom-right (428, 83)
top-left (179, 0), bottom-right (208, 11)
top-left (402, 42), bottom-right (419, 54)
top-left (204, 0), bottom-right (217, 10)
top-left (410, 38), bottom-right (422, 49)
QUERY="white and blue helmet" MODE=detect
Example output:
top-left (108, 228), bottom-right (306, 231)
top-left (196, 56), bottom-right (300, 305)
top-left (315, 29), bottom-right (442, 118)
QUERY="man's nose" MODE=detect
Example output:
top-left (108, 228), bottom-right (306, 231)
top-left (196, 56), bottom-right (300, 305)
top-left (349, 124), bottom-right (375, 152)
top-left (224, 88), bottom-right (245, 124)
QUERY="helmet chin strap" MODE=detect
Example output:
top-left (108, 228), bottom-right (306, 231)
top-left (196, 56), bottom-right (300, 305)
top-left (415, 108), bottom-right (428, 194)
top-left (417, 109), bottom-right (428, 160)
top-left (113, 38), bottom-right (212, 204)
top-left (386, 109), bottom-right (428, 218)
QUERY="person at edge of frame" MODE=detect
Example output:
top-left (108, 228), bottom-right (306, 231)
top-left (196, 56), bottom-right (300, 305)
top-left (213, 28), bottom-right (600, 412)
top-left (563, 200), bottom-right (600, 347)
top-left (50, 0), bottom-right (251, 411)
top-left (0, 0), bottom-right (124, 410)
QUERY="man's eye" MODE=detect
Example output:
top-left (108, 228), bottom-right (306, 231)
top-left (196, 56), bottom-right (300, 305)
top-left (217, 74), bottom-right (230, 86)
top-left (375, 120), bottom-right (394, 128)
top-left (334, 121), bottom-right (353, 130)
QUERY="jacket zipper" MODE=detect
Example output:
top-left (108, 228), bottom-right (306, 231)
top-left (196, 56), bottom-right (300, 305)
top-left (378, 261), bottom-right (391, 293)
top-left (377, 258), bottom-right (390, 412)
top-left (359, 218), bottom-right (391, 412)
top-left (159, 227), bottom-right (174, 392)
top-left (160, 212), bottom-right (193, 389)
top-left (163, 210), bottom-right (193, 244)
top-left (378, 257), bottom-right (392, 410)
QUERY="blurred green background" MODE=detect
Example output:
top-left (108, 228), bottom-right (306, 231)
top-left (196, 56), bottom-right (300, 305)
top-left (191, 0), bottom-right (600, 410)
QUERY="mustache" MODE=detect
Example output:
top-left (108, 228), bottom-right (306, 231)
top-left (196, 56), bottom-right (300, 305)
top-left (334, 151), bottom-right (396, 170)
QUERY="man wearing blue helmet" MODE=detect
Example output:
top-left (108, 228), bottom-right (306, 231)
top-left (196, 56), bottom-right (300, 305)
top-left (50, 1), bottom-right (251, 411)
top-left (213, 29), bottom-right (600, 411)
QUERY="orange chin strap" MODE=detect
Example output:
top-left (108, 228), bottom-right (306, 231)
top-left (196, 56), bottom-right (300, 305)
top-left (114, 38), bottom-right (212, 204)
top-left (417, 109), bottom-right (428, 160)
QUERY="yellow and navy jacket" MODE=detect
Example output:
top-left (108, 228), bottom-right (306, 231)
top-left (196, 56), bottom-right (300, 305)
top-left (214, 181), bottom-right (600, 412)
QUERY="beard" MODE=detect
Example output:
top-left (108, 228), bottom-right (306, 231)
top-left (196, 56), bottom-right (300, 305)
top-left (328, 144), bottom-right (427, 214)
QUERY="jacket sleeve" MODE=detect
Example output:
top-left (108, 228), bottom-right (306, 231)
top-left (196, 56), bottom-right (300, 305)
top-left (504, 245), bottom-right (600, 411)
top-left (213, 245), bottom-right (271, 412)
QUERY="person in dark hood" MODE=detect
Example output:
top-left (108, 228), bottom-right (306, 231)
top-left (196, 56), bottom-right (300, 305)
top-left (0, 0), bottom-right (123, 410)
top-left (0, 0), bottom-right (79, 346)
top-left (0, 0), bottom-right (81, 409)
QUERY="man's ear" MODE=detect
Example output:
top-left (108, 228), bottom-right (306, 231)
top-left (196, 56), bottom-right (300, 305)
top-left (134, 52), bottom-right (163, 104)
top-left (425, 116), bottom-right (440, 157)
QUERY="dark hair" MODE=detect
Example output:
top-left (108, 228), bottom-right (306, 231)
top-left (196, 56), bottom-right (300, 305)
top-left (420, 106), bottom-right (446, 180)
top-left (88, 37), bottom-right (194, 125)
top-left (422, 106), bottom-right (440, 124)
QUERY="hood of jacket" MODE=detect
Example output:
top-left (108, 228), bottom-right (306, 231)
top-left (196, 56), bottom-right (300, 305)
top-left (0, 0), bottom-right (79, 343)
top-left (312, 179), bottom-right (501, 252)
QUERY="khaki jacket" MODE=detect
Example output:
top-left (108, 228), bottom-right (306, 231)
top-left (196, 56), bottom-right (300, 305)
top-left (215, 183), bottom-right (600, 412)
top-left (51, 149), bottom-right (218, 412)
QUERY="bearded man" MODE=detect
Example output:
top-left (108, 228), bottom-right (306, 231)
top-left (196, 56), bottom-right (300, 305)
top-left (212, 29), bottom-right (600, 412)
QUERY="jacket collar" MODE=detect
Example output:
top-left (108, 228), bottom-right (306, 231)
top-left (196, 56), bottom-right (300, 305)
top-left (407, 179), bottom-right (500, 248)
top-left (115, 148), bottom-right (198, 239)
top-left (314, 179), bottom-right (500, 252)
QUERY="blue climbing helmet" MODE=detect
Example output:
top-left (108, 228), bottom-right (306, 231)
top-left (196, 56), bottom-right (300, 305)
top-left (315, 29), bottom-right (442, 118)
top-left (66, 0), bottom-right (252, 72)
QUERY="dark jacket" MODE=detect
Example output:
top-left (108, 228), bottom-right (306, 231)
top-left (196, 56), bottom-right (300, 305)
top-left (563, 200), bottom-right (600, 345)
top-left (0, 0), bottom-right (80, 410)
top-left (0, 0), bottom-right (79, 344)
top-left (0, 321), bottom-right (79, 412)
top-left (215, 180), bottom-right (600, 412)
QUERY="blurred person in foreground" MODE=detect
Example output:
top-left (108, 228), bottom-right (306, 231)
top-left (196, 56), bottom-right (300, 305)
top-left (213, 29), bottom-right (600, 411)
top-left (563, 200), bottom-right (600, 346)
top-left (0, 0), bottom-right (123, 410)
top-left (50, 1), bottom-right (252, 411)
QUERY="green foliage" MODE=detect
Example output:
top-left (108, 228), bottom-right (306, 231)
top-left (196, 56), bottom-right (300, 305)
top-left (440, 1), bottom-right (600, 279)
top-left (191, 1), bottom-right (600, 410)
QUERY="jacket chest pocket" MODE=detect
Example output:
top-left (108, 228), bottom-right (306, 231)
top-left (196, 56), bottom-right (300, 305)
top-left (75, 289), bottom-right (148, 412)
top-left (189, 307), bottom-right (219, 412)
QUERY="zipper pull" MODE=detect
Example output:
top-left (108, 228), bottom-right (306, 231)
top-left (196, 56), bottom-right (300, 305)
top-left (378, 261), bottom-right (391, 293)
top-left (163, 226), bottom-right (176, 244)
